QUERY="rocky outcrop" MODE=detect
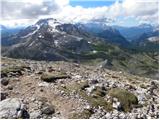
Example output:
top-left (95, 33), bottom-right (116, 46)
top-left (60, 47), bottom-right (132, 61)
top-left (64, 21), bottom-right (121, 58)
top-left (0, 98), bottom-right (29, 119)
top-left (41, 72), bottom-right (70, 82)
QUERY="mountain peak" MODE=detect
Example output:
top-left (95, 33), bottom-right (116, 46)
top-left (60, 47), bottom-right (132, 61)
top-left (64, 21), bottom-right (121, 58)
top-left (36, 18), bottom-right (57, 25)
top-left (35, 18), bottom-right (62, 29)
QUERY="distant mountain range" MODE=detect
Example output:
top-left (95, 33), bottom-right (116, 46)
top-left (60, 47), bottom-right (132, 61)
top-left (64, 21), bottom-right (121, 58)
top-left (0, 25), bottom-right (24, 35)
top-left (113, 24), bottom-right (158, 41)
top-left (1, 18), bottom-right (159, 79)
top-left (77, 23), bottom-right (130, 48)
top-left (1, 25), bottom-right (24, 46)
top-left (133, 29), bottom-right (159, 53)
top-left (1, 21), bottom-right (158, 48)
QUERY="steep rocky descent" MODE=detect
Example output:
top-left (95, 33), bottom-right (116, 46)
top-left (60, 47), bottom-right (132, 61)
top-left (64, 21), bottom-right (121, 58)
top-left (0, 57), bottom-right (159, 119)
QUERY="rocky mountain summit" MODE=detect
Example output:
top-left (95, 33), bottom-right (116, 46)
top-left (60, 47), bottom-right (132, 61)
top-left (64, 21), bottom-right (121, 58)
top-left (0, 57), bottom-right (159, 119)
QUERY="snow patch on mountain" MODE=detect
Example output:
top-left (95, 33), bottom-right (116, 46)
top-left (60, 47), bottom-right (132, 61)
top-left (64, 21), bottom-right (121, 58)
top-left (70, 35), bottom-right (83, 41)
top-left (54, 40), bottom-right (59, 47)
top-left (29, 41), bottom-right (35, 47)
top-left (147, 36), bottom-right (158, 42)
top-left (48, 20), bottom-right (61, 32)
top-left (21, 25), bottom-right (40, 38)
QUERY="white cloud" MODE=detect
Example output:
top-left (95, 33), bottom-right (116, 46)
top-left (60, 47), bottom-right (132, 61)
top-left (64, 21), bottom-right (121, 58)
top-left (52, 0), bottom-right (158, 25)
top-left (0, 19), bottom-right (37, 28)
top-left (1, 0), bottom-right (60, 20)
top-left (122, 0), bottom-right (158, 16)
top-left (121, 0), bottom-right (159, 25)
top-left (52, 6), bottom-right (111, 23)
top-left (0, 0), bottom-right (158, 27)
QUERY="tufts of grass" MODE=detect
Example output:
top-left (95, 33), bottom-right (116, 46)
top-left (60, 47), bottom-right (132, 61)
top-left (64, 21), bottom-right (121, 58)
top-left (92, 87), bottom-right (106, 97)
top-left (140, 84), bottom-right (147, 89)
top-left (60, 82), bottom-right (113, 112)
top-left (80, 81), bottom-right (89, 90)
top-left (1, 65), bottom-right (29, 77)
top-left (80, 91), bottom-right (112, 111)
top-left (41, 72), bottom-right (70, 82)
top-left (69, 109), bottom-right (93, 119)
top-left (108, 88), bottom-right (138, 112)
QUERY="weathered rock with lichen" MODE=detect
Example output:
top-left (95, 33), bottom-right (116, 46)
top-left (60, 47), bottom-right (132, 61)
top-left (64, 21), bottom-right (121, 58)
top-left (41, 72), bottom-right (70, 82)
top-left (109, 88), bottom-right (138, 112)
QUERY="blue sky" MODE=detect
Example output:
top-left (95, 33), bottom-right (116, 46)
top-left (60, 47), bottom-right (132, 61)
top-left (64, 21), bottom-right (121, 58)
top-left (70, 1), bottom-right (116, 8)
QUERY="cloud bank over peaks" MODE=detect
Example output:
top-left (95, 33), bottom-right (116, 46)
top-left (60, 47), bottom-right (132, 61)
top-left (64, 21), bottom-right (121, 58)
top-left (0, 0), bottom-right (159, 27)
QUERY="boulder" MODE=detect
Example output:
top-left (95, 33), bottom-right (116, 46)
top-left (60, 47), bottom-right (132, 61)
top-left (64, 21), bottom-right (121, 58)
top-left (41, 72), bottom-right (70, 82)
top-left (112, 101), bottom-right (123, 111)
top-left (89, 79), bottom-right (98, 84)
top-left (151, 81), bottom-right (156, 86)
top-left (80, 82), bottom-right (89, 90)
top-left (1, 79), bottom-right (9, 86)
top-left (150, 81), bottom-right (158, 90)
top-left (109, 88), bottom-right (138, 112)
top-left (72, 75), bottom-right (82, 79)
top-left (85, 85), bottom-right (96, 95)
top-left (7, 85), bottom-right (13, 90)
top-left (38, 82), bottom-right (49, 87)
top-left (0, 92), bottom-right (8, 101)
top-left (104, 112), bottom-right (111, 118)
top-left (30, 111), bottom-right (41, 119)
top-left (41, 104), bottom-right (55, 115)
top-left (0, 98), bottom-right (29, 119)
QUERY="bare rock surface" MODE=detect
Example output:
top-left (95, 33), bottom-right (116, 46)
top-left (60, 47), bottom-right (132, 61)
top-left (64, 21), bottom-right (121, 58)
top-left (0, 98), bottom-right (29, 119)
top-left (0, 57), bottom-right (159, 119)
